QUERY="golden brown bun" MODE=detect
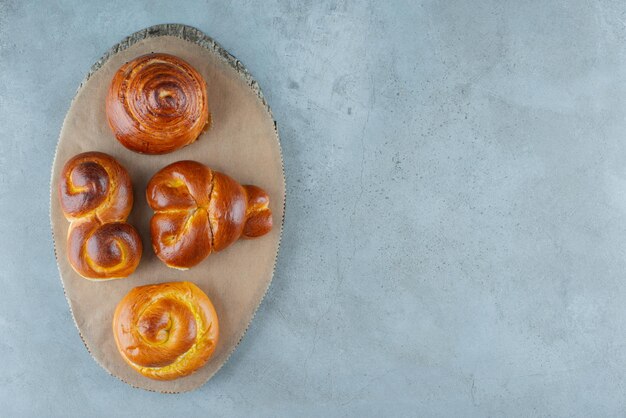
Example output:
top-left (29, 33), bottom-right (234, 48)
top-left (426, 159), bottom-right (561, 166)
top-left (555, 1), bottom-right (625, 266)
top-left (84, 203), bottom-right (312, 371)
top-left (146, 161), bottom-right (273, 269)
top-left (113, 281), bottom-right (219, 380)
top-left (106, 53), bottom-right (210, 154)
top-left (58, 152), bottom-right (142, 279)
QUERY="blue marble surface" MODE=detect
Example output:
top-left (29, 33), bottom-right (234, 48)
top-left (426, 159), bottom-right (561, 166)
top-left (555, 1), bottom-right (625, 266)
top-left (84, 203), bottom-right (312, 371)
top-left (2, 0), bottom-right (626, 416)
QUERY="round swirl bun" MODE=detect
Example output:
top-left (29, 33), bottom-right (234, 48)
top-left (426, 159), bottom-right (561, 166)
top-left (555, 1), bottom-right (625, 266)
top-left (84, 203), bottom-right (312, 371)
top-left (106, 53), bottom-right (210, 154)
top-left (58, 152), bottom-right (142, 279)
top-left (146, 161), bottom-right (273, 269)
top-left (113, 281), bottom-right (219, 380)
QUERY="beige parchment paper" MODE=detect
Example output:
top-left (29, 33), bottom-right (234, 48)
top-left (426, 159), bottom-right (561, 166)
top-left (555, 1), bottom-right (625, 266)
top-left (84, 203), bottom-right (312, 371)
top-left (49, 24), bottom-right (285, 393)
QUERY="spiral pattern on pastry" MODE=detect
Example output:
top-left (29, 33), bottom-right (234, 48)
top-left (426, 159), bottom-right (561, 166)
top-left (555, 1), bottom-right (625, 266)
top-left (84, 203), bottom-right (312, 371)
top-left (146, 161), bottom-right (273, 269)
top-left (106, 53), bottom-right (210, 154)
top-left (58, 152), bottom-right (142, 279)
top-left (113, 281), bottom-right (219, 380)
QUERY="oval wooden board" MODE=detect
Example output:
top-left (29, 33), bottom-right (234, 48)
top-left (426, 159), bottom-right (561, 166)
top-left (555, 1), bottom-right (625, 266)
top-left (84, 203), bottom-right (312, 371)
top-left (49, 24), bottom-right (285, 393)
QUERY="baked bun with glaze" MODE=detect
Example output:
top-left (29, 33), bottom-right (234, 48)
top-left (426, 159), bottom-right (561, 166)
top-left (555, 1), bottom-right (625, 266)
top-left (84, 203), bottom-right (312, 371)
top-left (146, 161), bottom-right (272, 269)
top-left (106, 53), bottom-right (210, 154)
top-left (113, 281), bottom-right (219, 380)
top-left (58, 152), bottom-right (142, 280)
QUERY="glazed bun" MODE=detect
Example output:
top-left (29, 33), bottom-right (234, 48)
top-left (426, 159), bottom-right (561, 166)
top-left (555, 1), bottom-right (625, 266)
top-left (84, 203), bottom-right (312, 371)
top-left (146, 161), bottom-right (273, 269)
top-left (58, 152), bottom-right (142, 279)
top-left (106, 53), bottom-right (210, 154)
top-left (113, 281), bottom-right (219, 380)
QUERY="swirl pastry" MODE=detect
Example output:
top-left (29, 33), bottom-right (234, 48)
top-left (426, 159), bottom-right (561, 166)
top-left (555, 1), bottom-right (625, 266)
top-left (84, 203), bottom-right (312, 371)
top-left (106, 53), bottom-right (210, 154)
top-left (113, 281), bottom-right (219, 380)
top-left (58, 152), bottom-right (142, 279)
top-left (147, 161), bottom-right (273, 269)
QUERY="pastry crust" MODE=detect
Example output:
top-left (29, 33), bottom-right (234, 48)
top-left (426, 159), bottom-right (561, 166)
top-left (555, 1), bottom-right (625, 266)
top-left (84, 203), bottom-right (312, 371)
top-left (112, 281), bottom-right (219, 380)
top-left (58, 152), bottom-right (142, 279)
top-left (106, 53), bottom-right (210, 154)
top-left (146, 161), bottom-right (273, 269)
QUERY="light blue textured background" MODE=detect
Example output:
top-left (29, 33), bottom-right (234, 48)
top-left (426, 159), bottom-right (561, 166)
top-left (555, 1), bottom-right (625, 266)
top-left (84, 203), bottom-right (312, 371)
top-left (2, 0), bottom-right (626, 416)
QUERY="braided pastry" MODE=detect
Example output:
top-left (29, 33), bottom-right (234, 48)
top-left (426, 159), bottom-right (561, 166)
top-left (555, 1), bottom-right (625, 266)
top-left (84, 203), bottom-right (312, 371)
top-left (113, 281), bottom-right (219, 380)
top-left (146, 161), bottom-right (273, 269)
top-left (106, 53), bottom-right (210, 154)
top-left (58, 152), bottom-right (142, 279)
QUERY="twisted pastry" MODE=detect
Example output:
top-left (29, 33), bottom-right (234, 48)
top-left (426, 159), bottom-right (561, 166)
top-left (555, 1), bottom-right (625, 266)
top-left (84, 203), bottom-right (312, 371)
top-left (147, 161), bottom-right (273, 269)
top-left (58, 152), bottom-right (142, 279)
top-left (113, 281), bottom-right (219, 380)
top-left (106, 53), bottom-right (210, 154)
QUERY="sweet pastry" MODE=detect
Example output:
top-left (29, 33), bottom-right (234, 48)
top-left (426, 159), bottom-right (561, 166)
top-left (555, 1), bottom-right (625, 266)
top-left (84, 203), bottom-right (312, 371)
top-left (146, 161), bottom-right (273, 269)
top-left (58, 152), bottom-right (142, 279)
top-left (106, 53), bottom-right (210, 154)
top-left (113, 281), bottom-right (219, 380)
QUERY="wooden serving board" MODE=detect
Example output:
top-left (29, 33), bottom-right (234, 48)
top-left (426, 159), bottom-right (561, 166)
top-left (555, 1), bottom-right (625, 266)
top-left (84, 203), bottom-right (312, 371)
top-left (49, 24), bottom-right (285, 393)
